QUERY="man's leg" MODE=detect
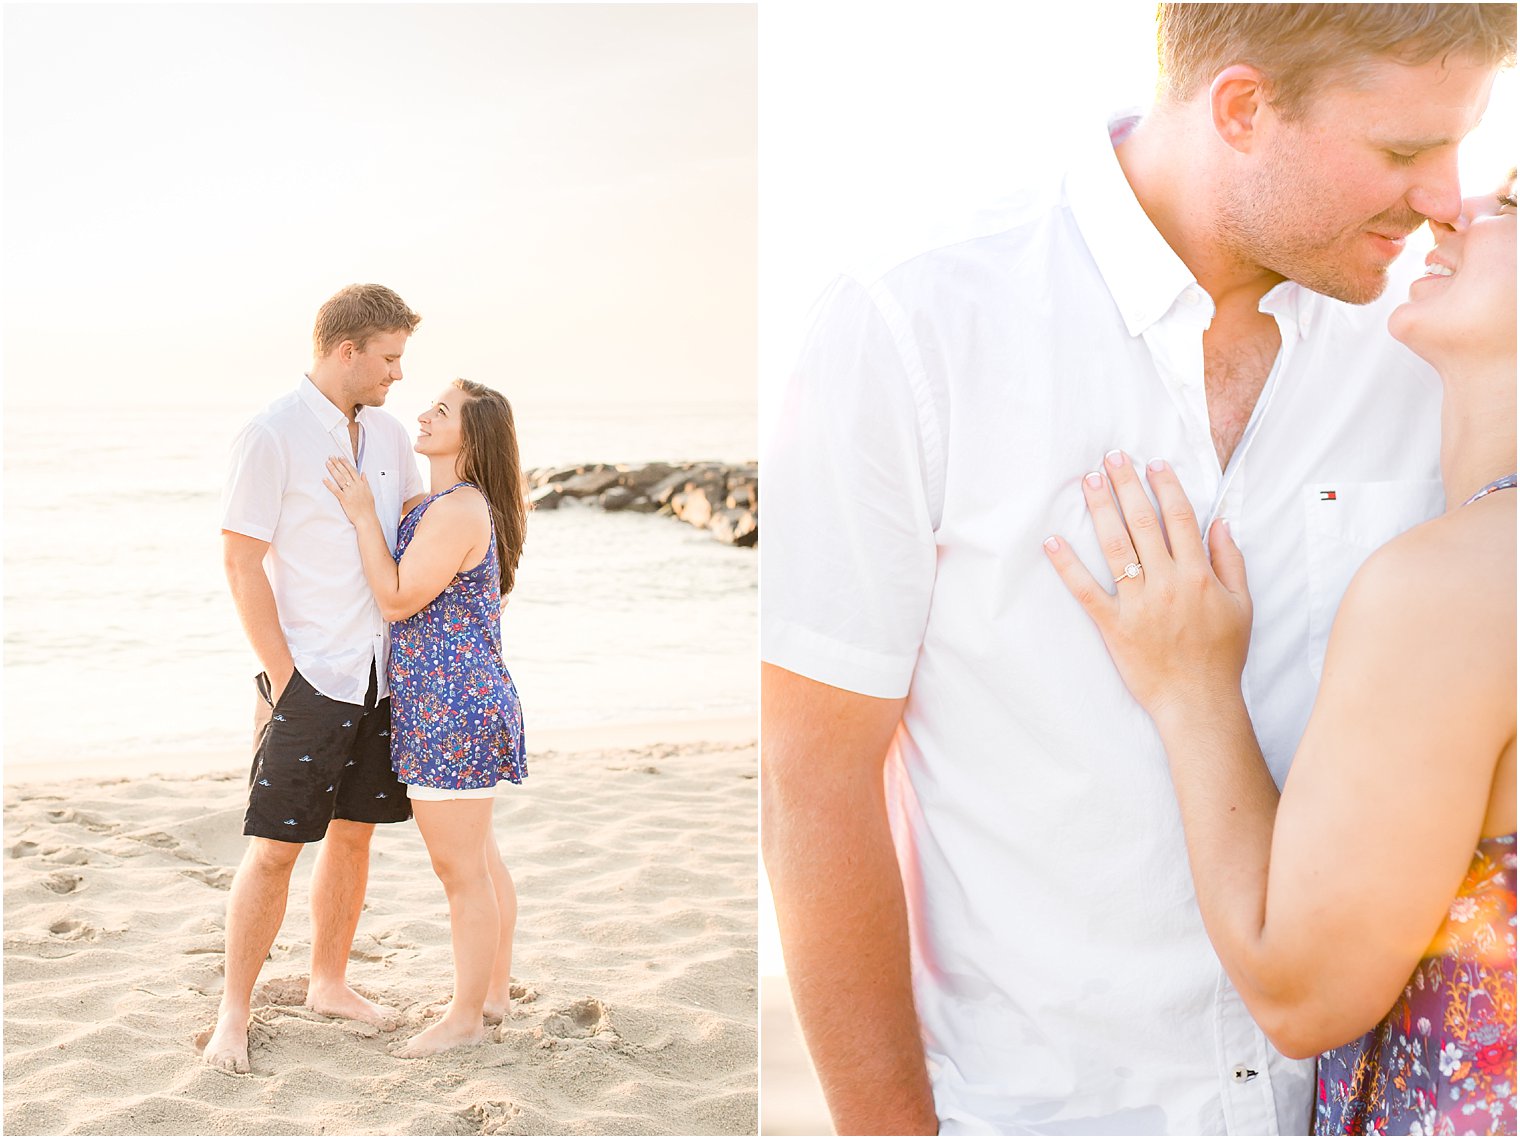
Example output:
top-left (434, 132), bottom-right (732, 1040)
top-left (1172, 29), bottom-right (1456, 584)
top-left (306, 818), bottom-right (396, 1026)
top-left (203, 837), bottom-right (303, 1073)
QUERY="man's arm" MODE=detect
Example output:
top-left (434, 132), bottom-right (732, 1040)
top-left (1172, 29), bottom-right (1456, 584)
top-left (222, 531), bottom-right (294, 702)
top-left (761, 663), bottom-right (937, 1136)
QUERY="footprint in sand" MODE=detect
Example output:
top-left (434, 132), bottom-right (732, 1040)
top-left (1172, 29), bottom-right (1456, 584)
top-left (46, 808), bottom-right (114, 833)
top-left (48, 918), bottom-right (96, 941)
top-left (542, 998), bottom-right (613, 1039)
top-left (127, 831), bottom-right (182, 851)
top-left (42, 872), bottom-right (83, 895)
top-left (460, 1102), bottom-right (520, 1134)
top-left (180, 867), bottom-right (234, 890)
top-left (9, 841), bottom-right (39, 859)
top-left (41, 846), bottom-right (92, 866)
top-left (373, 930), bottom-right (421, 949)
top-left (254, 977), bottom-right (309, 1006)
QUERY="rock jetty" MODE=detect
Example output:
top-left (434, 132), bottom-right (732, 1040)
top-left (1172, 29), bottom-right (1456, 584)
top-left (526, 461), bottom-right (758, 547)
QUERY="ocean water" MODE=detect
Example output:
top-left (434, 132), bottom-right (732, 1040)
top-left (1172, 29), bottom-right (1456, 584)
top-left (3, 399), bottom-right (757, 772)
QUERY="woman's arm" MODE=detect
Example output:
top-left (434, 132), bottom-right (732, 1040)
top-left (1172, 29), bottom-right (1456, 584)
top-left (324, 457), bottom-right (489, 622)
top-left (1243, 531), bottom-right (1511, 1055)
top-left (1046, 452), bottom-right (1513, 1058)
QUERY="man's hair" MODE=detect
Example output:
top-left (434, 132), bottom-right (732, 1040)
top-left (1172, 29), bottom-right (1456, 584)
top-left (1157, 3), bottom-right (1517, 120)
top-left (312, 283), bottom-right (421, 357)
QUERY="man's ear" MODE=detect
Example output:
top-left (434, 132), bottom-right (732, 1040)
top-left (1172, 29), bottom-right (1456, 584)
top-left (337, 339), bottom-right (357, 363)
top-left (1209, 64), bottom-right (1271, 154)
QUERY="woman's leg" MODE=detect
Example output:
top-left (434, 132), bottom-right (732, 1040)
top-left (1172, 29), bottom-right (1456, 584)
top-left (482, 830), bottom-right (518, 1021)
top-left (393, 797), bottom-right (498, 1057)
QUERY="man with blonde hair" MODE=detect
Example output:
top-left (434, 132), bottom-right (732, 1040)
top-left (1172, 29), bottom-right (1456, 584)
top-left (206, 284), bottom-right (425, 1073)
top-left (763, 5), bottom-right (1515, 1134)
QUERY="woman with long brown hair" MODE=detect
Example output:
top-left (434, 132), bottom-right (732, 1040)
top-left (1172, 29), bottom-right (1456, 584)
top-left (325, 378), bottom-right (528, 1058)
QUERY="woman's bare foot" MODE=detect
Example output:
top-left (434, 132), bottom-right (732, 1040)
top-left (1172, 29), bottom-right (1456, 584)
top-left (391, 1014), bottom-right (487, 1058)
top-left (200, 1011), bottom-right (251, 1074)
top-left (482, 990), bottom-right (511, 1024)
top-left (305, 982), bottom-right (398, 1030)
top-left (485, 981), bottom-right (534, 1022)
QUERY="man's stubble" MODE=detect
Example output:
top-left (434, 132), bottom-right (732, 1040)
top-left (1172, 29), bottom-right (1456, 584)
top-left (1214, 146), bottom-right (1421, 307)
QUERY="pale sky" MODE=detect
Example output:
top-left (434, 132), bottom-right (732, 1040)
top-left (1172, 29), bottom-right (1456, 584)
top-left (3, 3), bottom-right (757, 411)
top-left (760, 0), bottom-right (1519, 444)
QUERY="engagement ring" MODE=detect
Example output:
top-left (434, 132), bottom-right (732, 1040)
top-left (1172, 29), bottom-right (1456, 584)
top-left (1113, 561), bottom-right (1142, 583)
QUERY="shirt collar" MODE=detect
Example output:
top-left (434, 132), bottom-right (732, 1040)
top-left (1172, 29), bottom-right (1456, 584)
top-left (1067, 112), bottom-right (1196, 338)
top-left (1068, 112), bottom-right (1316, 342)
top-left (1258, 278), bottom-right (1316, 342)
top-left (298, 375), bottom-right (364, 433)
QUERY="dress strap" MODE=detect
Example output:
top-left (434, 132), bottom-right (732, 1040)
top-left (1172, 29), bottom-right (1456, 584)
top-left (426, 481), bottom-right (476, 502)
top-left (1462, 473), bottom-right (1518, 506)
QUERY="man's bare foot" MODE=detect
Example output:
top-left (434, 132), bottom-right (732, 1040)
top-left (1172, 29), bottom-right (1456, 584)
top-left (200, 1011), bottom-right (251, 1074)
top-left (391, 1014), bottom-right (487, 1058)
top-left (305, 982), bottom-right (398, 1030)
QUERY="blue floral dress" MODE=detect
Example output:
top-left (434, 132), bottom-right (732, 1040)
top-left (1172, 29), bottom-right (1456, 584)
top-left (1314, 835), bottom-right (1517, 1135)
top-left (389, 482), bottom-right (526, 790)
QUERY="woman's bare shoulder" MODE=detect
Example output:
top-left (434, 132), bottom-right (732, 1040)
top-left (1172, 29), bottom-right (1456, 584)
top-left (1336, 496), bottom-right (1516, 670)
top-left (1359, 493), bottom-right (1514, 592)
top-left (416, 484), bottom-right (491, 533)
top-left (443, 483), bottom-right (491, 514)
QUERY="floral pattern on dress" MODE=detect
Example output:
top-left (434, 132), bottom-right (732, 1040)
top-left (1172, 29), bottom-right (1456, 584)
top-left (389, 482), bottom-right (526, 790)
top-left (1315, 834), bottom-right (1517, 1136)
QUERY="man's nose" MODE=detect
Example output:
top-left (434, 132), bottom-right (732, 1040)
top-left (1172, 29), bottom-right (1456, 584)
top-left (1426, 212), bottom-right (1465, 242)
top-left (1407, 152), bottom-right (1463, 227)
top-left (1426, 190), bottom-right (1489, 242)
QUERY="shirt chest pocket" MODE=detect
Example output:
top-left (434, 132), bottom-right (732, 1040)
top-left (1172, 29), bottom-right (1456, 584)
top-left (369, 466), bottom-right (402, 521)
top-left (1302, 479), bottom-right (1443, 681)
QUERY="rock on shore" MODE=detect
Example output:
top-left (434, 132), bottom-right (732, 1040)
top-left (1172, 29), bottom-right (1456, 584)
top-left (526, 462), bottom-right (758, 547)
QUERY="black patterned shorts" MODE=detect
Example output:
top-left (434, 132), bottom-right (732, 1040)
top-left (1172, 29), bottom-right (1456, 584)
top-left (244, 665), bottom-right (412, 843)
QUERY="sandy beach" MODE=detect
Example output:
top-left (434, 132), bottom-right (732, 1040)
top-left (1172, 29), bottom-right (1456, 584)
top-left (3, 726), bottom-right (758, 1136)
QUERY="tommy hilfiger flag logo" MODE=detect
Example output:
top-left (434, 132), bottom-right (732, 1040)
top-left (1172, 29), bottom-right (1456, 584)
top-left (1320, 490), bottom-right (1337, 501)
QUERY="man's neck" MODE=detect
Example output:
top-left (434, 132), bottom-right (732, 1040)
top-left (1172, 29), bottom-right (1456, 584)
top-left (1115, 112), bottom-right (1286, 311)
top-left (306, 364), bottom-right (357, 424)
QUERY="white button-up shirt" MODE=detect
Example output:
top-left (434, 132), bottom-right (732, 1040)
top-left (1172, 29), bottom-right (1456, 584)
top-left (221, 376), bottom-right (424, 705)
top-left (761, 116), bottom-right (1444, 1135)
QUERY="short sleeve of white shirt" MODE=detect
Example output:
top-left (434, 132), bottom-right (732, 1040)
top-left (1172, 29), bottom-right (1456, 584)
top-left (221, 421), bottom-right (285, 542)
top-left (760, 274), bottom-right (943, 699)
